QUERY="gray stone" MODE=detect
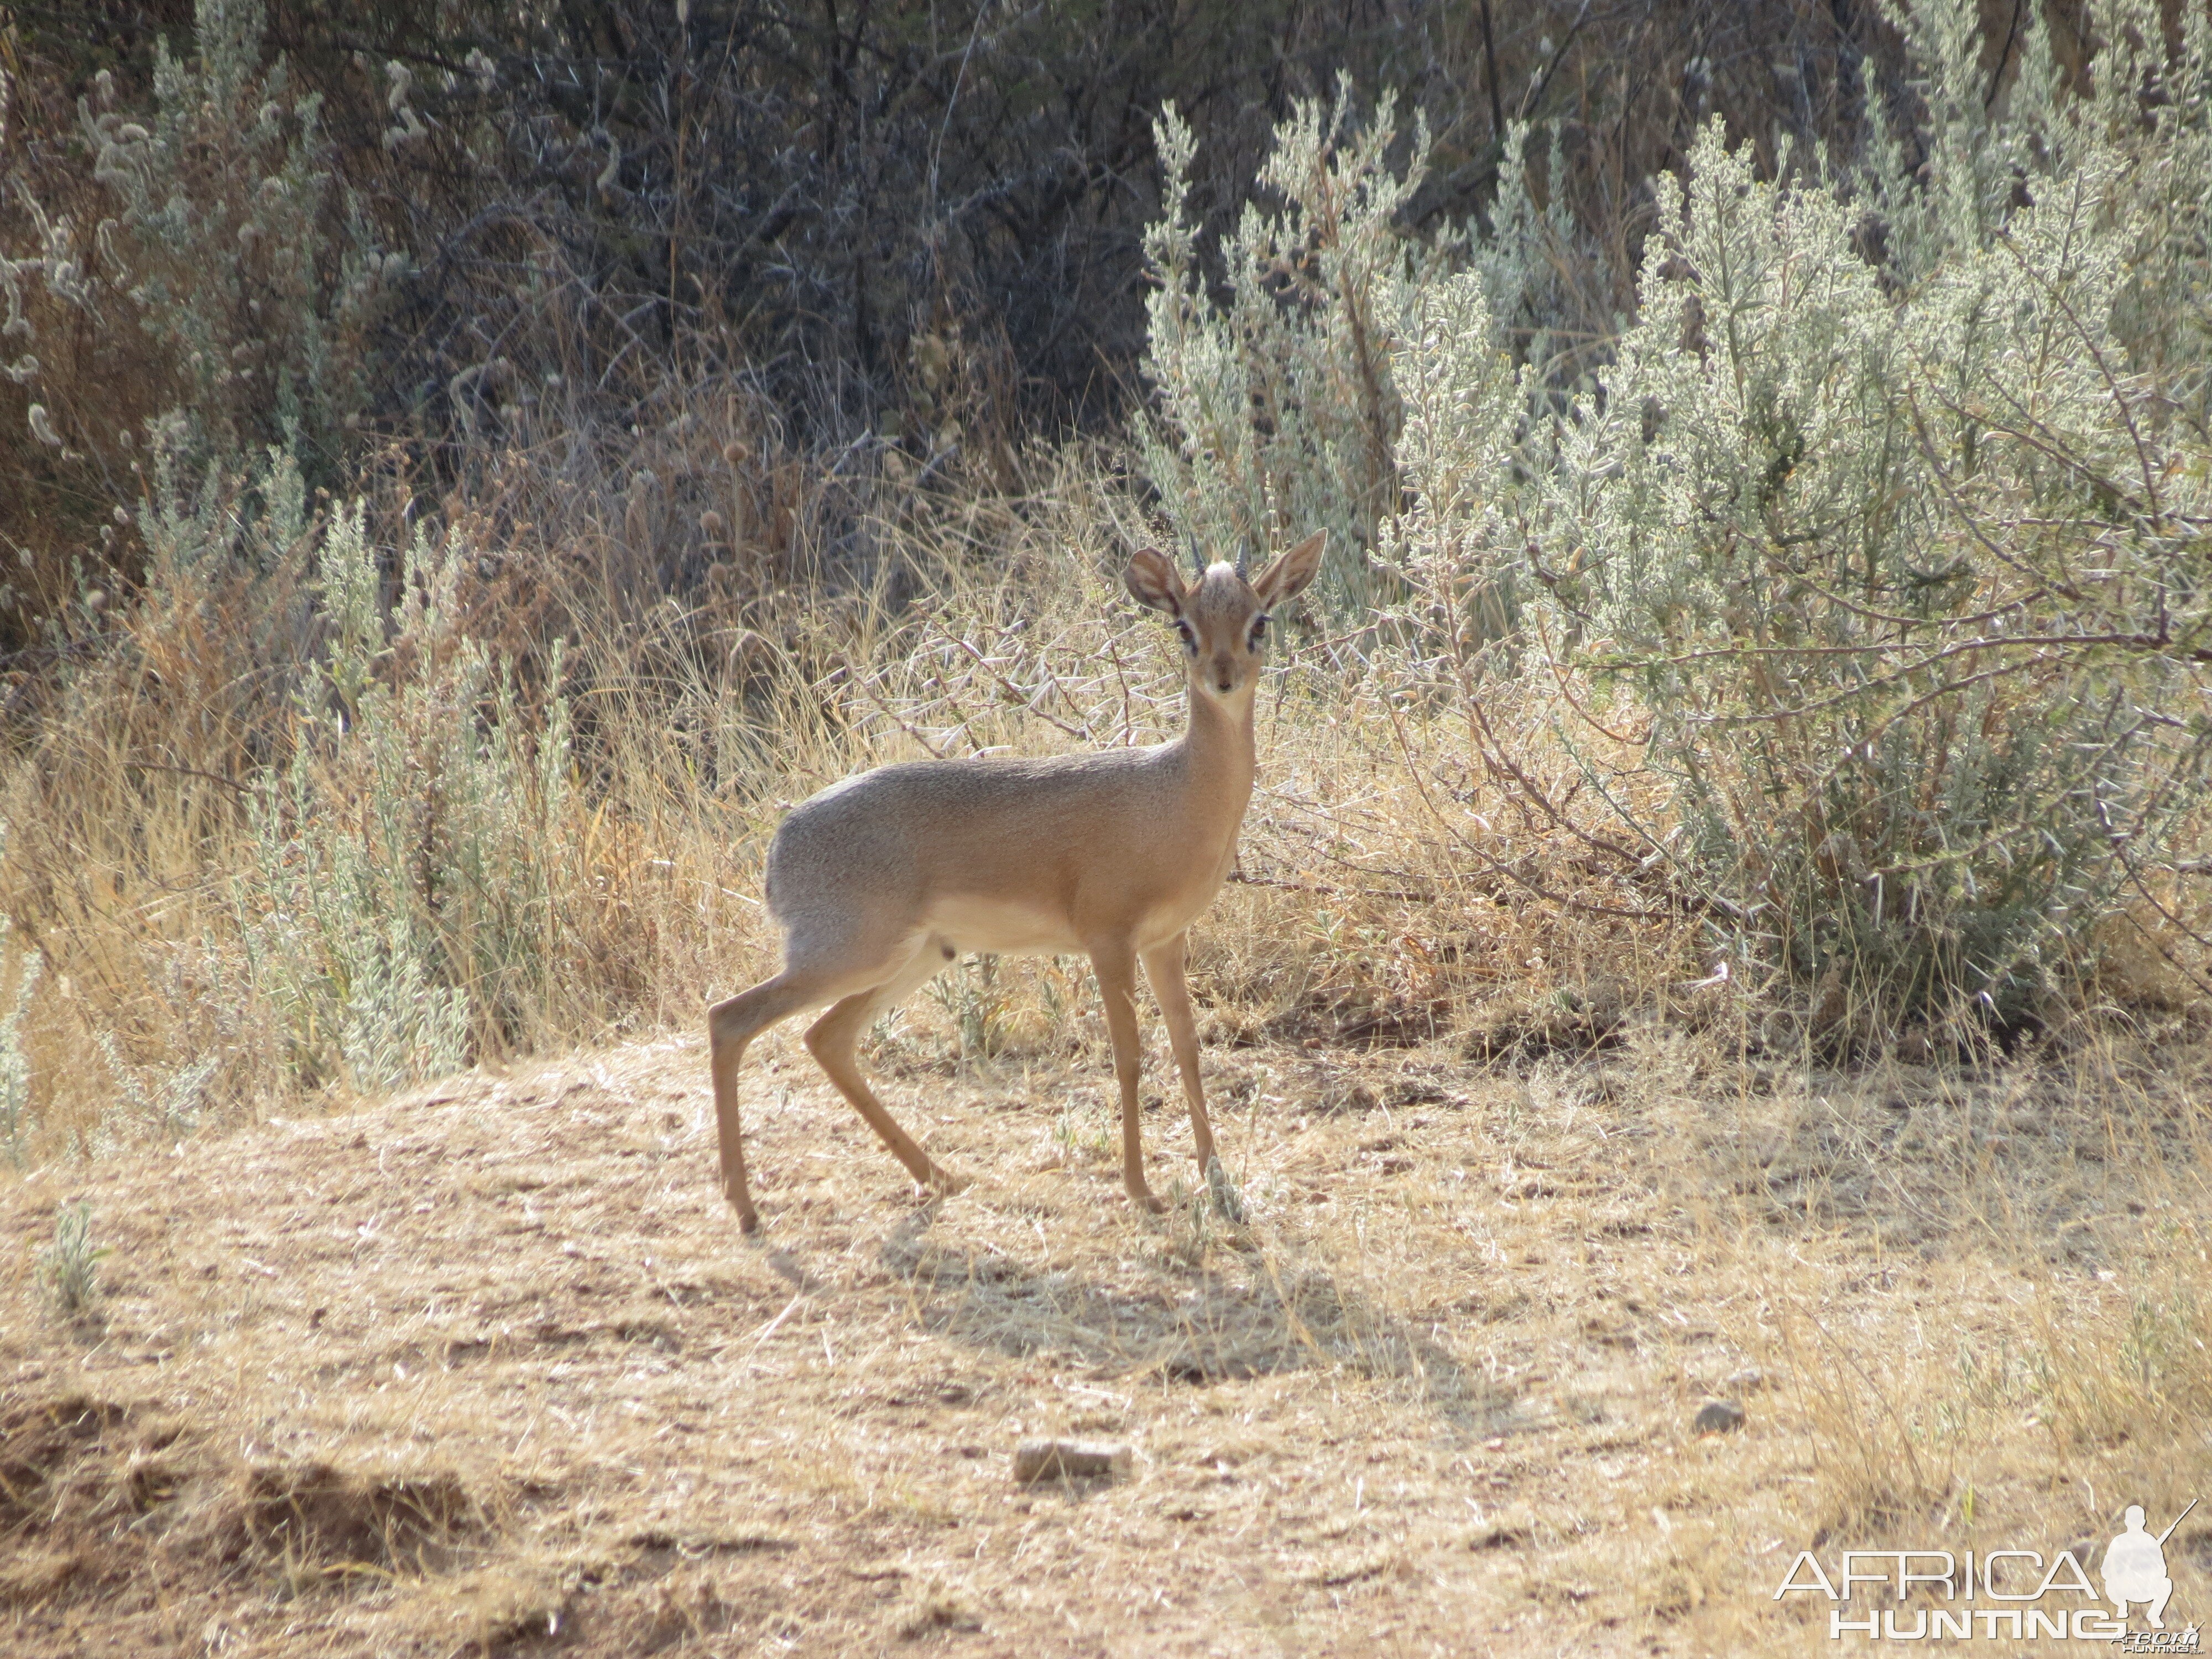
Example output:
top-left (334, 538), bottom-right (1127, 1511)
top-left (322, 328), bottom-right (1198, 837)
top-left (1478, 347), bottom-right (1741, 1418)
top-left (1693, 1399), bottom-right (1747, 1436)
top-left (1013, 1438), bottom-right (1134, 1483)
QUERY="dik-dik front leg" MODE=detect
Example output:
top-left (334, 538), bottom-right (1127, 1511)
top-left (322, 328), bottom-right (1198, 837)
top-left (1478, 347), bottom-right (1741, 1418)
top-left (1141, 932), bottom-right (1214, 1173)
top-left (1089, 938), bottom-right (1167, 1214)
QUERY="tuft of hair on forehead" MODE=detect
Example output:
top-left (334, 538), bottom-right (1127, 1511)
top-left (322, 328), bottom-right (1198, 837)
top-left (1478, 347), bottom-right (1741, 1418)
top-left (1183, 562), bottom-right (1261, 620)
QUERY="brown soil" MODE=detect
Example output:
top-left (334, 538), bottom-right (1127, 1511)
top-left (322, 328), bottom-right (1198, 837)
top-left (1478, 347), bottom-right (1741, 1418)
top-left (3, 1026), bottom-right (2207, 1655)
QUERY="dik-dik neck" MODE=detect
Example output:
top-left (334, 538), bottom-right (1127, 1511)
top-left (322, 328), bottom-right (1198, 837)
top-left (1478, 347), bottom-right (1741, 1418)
top-left (1177, 680), bottom-right (1259, 835)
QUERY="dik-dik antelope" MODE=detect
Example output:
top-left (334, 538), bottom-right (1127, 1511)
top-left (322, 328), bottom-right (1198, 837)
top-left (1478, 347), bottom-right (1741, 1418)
top-left (707, 530), bottom-right (1327, 1231)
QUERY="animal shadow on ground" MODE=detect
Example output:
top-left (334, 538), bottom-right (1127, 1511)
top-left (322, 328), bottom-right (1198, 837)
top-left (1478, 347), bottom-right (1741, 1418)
top-left (873, 1210), bottom-right (1511, 1430)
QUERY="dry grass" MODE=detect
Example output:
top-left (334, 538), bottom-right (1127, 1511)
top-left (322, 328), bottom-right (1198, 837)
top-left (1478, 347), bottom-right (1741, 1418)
top-left (0, 423), bottom-right (1677, 1163)
top-left (4, 1008), bottom-right (2210, 1654)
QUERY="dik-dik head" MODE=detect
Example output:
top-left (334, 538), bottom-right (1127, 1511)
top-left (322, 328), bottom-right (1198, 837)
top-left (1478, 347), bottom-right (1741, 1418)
top-left (1124, 530), bottom-right (1326, 705)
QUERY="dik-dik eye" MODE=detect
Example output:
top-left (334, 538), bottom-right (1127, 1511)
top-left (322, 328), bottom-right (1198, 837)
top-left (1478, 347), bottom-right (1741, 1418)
top-left (1248, 613), bottom-right (1271, 648)
top-left (1175, 618), bottom-right (1198, 654)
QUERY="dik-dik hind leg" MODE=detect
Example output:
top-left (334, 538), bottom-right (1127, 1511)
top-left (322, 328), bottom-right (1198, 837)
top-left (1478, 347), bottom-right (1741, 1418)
top-left (1142, 932), bottom-right (1214, 1172)
top-left (1091, 938), bottom-right (1166, 1214)
top-left (805, 942), bottom-right (960, 1195)
top-left (708, 974), bottom-right (822, 1232)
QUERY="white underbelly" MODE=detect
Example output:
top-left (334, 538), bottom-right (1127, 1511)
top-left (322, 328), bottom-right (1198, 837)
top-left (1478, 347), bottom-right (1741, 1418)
top-left (927, 895), bottom-right (1084, 957)
top-left (925, 869), bottom-right (1230, 960)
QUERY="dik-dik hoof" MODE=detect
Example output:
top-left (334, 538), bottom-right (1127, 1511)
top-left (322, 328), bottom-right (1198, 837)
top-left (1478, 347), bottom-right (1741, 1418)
top-left (923, 1167), bottom-right (968, 1197)
top-left (1128, 1187), bottom-right (1168, 1215)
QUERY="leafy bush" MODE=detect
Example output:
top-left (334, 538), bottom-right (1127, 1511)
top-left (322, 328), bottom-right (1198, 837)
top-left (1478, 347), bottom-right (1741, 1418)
top-left (37, 1199), bottom-right (105, 1316)
top-left (1139, 87), bottom-right (1566, 620)
top-left (95, 1030), bottom-right (216, 1146)
top-left (1500, 3), bottom-right (2210, 1035)
top-left (1148, 0), bottom-right (2212, 1037)
top-left (1139, 82), bottom-right (1439, 613)
top-left (1374, 269), bottom-right (1521, 658)
top-left (1, 0), bottom-right (401, 502)
top-left (241, 498), bottom-right (576, 1094)
top-left (93, 422), bottom-right (581, 1101)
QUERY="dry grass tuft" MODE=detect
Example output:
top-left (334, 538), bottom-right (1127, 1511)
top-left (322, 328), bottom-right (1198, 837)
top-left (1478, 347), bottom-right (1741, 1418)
top-left (232, 1463), bottom-right (481, 1579)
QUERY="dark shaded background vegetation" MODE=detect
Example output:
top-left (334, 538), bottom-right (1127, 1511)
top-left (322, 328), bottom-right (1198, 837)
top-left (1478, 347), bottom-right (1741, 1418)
top-left (0, 0), bottom-right (2028, 638)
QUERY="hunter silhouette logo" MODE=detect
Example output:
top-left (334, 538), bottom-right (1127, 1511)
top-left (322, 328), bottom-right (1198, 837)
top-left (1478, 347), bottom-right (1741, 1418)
top-left (2107, 1500), bottom-right (2194, 1631)
top-left (1775, 1496), bottom-right (2200, 1646)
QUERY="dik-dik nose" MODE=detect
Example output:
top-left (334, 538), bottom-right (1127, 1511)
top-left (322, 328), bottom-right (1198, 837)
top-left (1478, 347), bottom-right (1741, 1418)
top-left (1212, 654), bottom-right (1236, 693)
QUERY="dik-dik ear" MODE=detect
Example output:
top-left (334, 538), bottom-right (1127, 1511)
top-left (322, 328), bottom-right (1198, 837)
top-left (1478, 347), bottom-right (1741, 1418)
top-left (1253, 530), bottom-right (1326, 608)
top-left (1124, 546), bottom-right (1188, 616)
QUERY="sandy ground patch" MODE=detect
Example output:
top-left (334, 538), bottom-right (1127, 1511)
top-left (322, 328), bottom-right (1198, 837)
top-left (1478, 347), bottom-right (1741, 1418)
top-left (5, 1023), bottom-right (2209, 1655)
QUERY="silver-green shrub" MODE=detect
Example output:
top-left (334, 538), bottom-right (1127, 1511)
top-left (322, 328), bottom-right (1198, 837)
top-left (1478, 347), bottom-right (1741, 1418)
top-left (96, 1029), bottom-right (216, 1142)
top-left (1169, 1), bottom-right (2212, 1033)
top-left (1374, 269), bottom-right (1521, 658)
top-left (1867, 0), bottom-right (2208, 418)
top-left (1469, 122), bottom-right (1584, 392)
top-left (0, 891), bottom-right (40, 1167)
top-left (2, 0), bottom-right (401, 473)
top-left (1506, 4), bottom-right (2212, 1030)
top-left (241, 502), bottom-right (575, 1094)
top-left (1139, 82), bottom-right (1432, 613)
top-left (1139, 86), bottom-right (1569, 624)
top-left (37, 1201), bottom-right (106, 1317)
top-left (2083, 1), bottom-right (2212, 427)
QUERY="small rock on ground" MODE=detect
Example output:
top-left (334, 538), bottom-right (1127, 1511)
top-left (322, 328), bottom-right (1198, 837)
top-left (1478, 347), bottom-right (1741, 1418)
top-left (1013, 1439), bottom-right (1133, 1483)
top-left (1693, 1399), bottom-right (1747, 1436)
